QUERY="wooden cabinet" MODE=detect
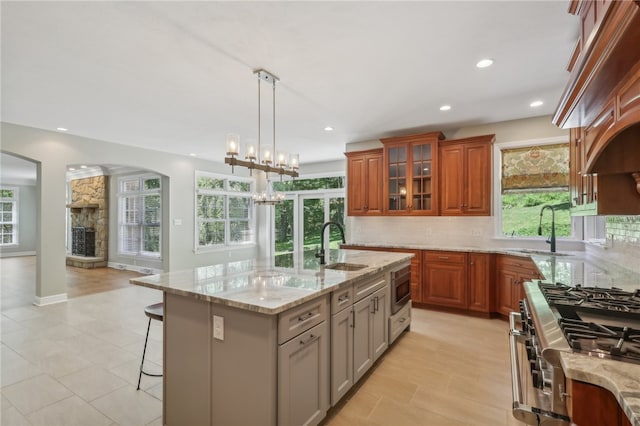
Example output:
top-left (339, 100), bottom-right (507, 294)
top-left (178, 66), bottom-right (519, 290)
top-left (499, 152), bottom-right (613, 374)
top-left (554, 0), bottom-right (640, 215)
top-left (468, 253), bottom-right (493, 313)
top-left (567, 378), bottom-right (633, 426)
top-left (439, 135), bottom-right (494, 216)
top-left (422, 251), bottom-right (468, 309)
top-left (345, 149), bottom-right (383, 216)
top-left (380, 131), bottom-right (445, 215)
top-left (278, 321), bottom-right (329, 426)
top-left (495, 255), bottom-right (542, 316)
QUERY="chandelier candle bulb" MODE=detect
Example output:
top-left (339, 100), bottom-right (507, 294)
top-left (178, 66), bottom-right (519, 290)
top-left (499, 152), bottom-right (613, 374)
top-left (245, 142), bottom-right (257, 161)
top-left (226, 133), bottom-right (240, 156)
top-left (289, 154), bottom-right (299, 170)
top-left (262, 148), bottom-right (272, 165)
top-left (277, 151), bottom-right (288, 167)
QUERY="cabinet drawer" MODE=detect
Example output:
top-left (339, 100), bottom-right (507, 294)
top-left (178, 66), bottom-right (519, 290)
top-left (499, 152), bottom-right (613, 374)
top-left (423, 251), bottom-right (466, 264)
top-left (278, 295), bottom-right (328, 345)
top-left (389, 301), bottom-right (411, 344)
top-left (353, 273), bottom-right (386, 303)
top-left (498, 255), bottom-right (537, 270)
top-left (331, 285), bottom-right (354, 315)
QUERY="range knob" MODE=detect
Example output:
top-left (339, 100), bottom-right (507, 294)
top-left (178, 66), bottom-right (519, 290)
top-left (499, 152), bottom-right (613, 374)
top-left (532, 370), bottom-right (542, 389)
top-left (525, 342), bottom-right (535, 360)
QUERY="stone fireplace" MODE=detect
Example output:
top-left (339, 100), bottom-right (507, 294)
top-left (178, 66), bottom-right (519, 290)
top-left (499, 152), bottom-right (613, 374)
top-left (66, 175), bottom-right (108, 268)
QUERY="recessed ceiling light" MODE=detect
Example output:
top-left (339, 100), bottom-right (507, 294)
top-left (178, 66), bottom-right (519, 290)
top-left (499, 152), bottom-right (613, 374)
top-left (68, 167), bottom-right (76, 171)
top-left (324, 126), bottom-right (334, 132)
top-left (189, 153), bottom-right (197, 157)
top-left (476, 59), bottom-right (494, 68)
top-left (80, 165), bottom-right (88, 169)
top-left (439, 105), bottom-right (451, 111)
top-left (530, 100), bottom-right (544, 108)
top-left (57, 127), bottom-right (68, 132)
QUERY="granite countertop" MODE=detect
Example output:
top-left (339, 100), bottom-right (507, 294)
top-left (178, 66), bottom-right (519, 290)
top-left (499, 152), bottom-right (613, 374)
top-left (129, 249), bottom-right (412, 315)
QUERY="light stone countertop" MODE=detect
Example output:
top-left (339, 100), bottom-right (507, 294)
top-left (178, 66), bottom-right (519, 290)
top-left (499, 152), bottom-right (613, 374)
top-left (129, 249), bottom-right (413, 315)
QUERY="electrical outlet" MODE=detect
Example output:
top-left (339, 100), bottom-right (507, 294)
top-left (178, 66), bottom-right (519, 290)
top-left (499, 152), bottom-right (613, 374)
top-left (425, 227), bottom-right (432, 236)
top-left (173, 218), bottom-right (182, 226)
top-left (213, 315), bottom-right (224, 340)
top-left (471, 229), bottom-right (481, 237)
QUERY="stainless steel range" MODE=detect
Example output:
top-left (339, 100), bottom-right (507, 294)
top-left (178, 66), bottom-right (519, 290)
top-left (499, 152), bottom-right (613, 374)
top-left (509, 281), bottom-right (640, 425)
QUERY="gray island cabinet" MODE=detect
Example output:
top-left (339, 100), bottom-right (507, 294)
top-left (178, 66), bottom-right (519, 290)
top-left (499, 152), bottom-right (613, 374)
top-left (129, 249), bottom-right (412, 426)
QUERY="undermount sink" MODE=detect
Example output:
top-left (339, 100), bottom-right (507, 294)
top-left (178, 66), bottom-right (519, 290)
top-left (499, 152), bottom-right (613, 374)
top-left (324, 262), bottom-right (368, 271)
top-left (509, 249), bottom-right (573, 257)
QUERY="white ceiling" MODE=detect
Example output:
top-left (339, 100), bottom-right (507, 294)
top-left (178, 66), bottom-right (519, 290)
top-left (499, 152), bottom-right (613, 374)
top-left (1, 1), bottom-right (578, 168)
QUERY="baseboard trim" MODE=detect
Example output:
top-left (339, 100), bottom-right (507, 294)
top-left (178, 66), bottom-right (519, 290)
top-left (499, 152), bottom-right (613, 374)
top-left (0, 251), bottom-right (36, 258)
top-left (33, 293), bottom-right (68, 306)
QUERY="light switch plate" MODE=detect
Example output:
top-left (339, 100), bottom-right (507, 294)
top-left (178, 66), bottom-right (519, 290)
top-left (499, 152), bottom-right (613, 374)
top-left (213, 315), bottom-right (224, 340)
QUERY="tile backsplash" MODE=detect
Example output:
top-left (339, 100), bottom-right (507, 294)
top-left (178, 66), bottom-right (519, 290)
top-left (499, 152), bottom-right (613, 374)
top-left (606, 216), bottom-right (640, 245)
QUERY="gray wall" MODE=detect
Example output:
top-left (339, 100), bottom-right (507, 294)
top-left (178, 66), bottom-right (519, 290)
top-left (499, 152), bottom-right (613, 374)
top-left (0, 184), bottom-right (37, 256)
top-left (1, 122), bottom-right (259, 299)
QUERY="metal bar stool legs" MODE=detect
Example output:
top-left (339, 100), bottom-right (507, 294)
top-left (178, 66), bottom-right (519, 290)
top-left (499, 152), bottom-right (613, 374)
top-left (137, 302), bottom-right (164, 390)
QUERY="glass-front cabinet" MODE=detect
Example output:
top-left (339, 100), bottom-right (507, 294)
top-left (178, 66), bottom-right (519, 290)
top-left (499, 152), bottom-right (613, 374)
top-left (381, 132), bottom-right (444, 215)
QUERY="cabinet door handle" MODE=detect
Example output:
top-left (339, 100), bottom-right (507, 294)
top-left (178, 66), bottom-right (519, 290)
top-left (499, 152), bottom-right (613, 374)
top-left (375, 296), bottom-right (379, 312)
top-left (439, 256), bottom-right (449, 260)
top-left (351, 309), bottom-right (355, 328)
top-left (298, 312), bottom-right (314, 322)
top-left (371, 299), bottom-right (376, 314)
top-left (338, 294), bottom-right (349, 303)
top-left (399, 317), bottom-right (406, 323)
top-left (299, 334), bottom-right (317, 346)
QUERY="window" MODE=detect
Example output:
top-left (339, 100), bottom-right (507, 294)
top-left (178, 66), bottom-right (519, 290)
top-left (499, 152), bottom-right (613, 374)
top-left (0, 187), bottom-right (18, 245)
top-left (500, 143), bottom-right (571, 237)
top-left (196, 172), bottom-right (254, 249)
top-left (118, 175), bottom-right (161, 257)
top-left (272, 175), bottom-right (345, 267)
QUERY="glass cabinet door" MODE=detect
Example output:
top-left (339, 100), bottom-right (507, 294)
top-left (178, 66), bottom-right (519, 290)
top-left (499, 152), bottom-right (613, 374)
top-left (411, 143), bottom-right (432, 211)
top-left (387, 146), bottom-right (407, 211)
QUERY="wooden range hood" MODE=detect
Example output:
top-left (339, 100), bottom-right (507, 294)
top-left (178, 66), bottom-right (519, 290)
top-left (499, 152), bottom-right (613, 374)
top-left (554, 0), bottom-right (640, 214)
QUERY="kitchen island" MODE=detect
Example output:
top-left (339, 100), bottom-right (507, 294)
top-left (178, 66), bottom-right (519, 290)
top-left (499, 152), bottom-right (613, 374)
top-left (130, 249), bottom-right (412, 426)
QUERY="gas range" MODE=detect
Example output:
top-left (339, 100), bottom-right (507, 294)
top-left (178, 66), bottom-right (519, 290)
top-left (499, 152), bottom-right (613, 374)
top-left (538, 283), bottom-right (640, 364)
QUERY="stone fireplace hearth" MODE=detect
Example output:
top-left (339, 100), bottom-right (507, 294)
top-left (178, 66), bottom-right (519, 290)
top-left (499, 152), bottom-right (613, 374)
top-left (66, 175), bottom-right (108, 269)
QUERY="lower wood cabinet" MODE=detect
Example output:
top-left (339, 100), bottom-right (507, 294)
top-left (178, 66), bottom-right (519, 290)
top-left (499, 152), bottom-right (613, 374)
top-left (422, 251), bottom-right (467, 308)
top-left (495, 255), bottom-right (542, 316)
top-left (567, 379), bottom-right (633, 426)
top-left (468, 253), bottom-right (493, 313)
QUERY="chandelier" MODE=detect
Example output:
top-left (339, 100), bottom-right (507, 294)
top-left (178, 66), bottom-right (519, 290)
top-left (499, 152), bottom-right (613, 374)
top-left (225, 69), bottom-right (299, 180)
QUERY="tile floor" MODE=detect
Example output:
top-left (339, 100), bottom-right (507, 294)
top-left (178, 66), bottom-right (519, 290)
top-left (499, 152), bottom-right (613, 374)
top-left (1, 257), bottom-right (523, 425)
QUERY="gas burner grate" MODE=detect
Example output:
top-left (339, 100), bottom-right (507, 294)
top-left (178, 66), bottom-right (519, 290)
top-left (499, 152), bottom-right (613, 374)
top-left (558, 318), bottom-right (640, 362)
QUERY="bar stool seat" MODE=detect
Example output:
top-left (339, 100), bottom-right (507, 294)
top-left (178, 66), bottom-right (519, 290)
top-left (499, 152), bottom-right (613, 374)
top-left (137, 302), bottom-right (163, 390)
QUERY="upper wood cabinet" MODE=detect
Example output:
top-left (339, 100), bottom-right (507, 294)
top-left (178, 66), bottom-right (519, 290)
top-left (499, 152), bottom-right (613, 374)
top-left (439, 135), bottom-right (494, 216)
top-left (345, 149), bottom-right (383, 216)
top-left (380, 132), bottom-right (445, 215)
top-left (554, 1), bottom-right (640, 214)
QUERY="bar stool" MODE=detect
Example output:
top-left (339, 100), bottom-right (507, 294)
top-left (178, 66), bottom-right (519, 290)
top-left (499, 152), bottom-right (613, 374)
top-left (137, 302), bottom-right (163, 390)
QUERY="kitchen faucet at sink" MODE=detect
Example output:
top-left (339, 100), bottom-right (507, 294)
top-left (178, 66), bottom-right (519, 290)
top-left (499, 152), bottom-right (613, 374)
top-left (537, 205), bottom-right (556, 253)
top-left (315, 221), bottom-right (345, 265)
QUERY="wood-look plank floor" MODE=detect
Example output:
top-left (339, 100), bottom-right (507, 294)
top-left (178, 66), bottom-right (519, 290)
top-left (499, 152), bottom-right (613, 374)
top-left (1, 256), bottom-right (523, 425)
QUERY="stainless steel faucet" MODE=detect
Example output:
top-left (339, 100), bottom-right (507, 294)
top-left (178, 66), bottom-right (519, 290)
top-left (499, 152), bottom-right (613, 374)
top-left (538, 205), bottom-right (556, 253)
top-left (315, 221), bottom-right (345, 265)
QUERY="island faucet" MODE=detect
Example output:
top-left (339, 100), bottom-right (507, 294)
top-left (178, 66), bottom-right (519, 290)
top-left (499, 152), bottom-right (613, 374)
top-left (315, 221), bottom-right (346, 265)
top-left (538, 205), bottom-right (556, 253)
